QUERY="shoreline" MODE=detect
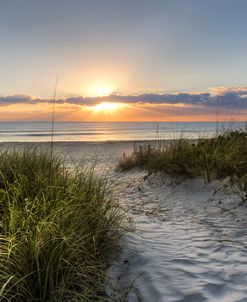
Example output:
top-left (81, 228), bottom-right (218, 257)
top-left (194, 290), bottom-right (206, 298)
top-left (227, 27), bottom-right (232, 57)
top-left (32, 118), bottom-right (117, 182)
top-left (0, 138), bottom-right (198, 147)
top-left (0, 140), bottom-right (155, 145)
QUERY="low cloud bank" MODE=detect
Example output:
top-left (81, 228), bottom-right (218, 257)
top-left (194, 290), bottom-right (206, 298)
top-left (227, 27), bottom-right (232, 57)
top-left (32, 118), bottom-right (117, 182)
top-left (1, 86), bottom-right (247, 109)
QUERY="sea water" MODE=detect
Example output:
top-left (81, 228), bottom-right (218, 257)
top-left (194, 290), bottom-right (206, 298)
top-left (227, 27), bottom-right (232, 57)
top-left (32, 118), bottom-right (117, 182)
top-left (0, 121), bottom-right (245, 142)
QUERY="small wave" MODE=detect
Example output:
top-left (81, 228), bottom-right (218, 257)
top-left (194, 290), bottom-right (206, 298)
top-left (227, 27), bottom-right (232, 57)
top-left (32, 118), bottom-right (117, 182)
top-left (15, 132), bottom-right (106, 137)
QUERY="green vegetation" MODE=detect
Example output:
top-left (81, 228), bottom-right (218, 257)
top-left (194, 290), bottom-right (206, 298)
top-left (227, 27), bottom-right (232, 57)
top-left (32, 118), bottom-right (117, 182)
top-left (0, 148), bottom-right (127, 301)
top-left (118, 130), bottom-right (247, 185)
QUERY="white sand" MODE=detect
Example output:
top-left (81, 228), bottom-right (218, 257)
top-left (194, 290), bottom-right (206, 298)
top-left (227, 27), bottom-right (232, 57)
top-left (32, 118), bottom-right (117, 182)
top-left (2, 141), bottom-right (247, 302)
top-left (109, 171), bottom-right (247, 302)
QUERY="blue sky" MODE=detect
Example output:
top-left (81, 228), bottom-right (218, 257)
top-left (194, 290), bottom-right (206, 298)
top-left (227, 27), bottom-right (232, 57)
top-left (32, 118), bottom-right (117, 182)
top-left (1, 0), bottom-right (247, 97)
top-left (0, 0), bottom-right (247, 121)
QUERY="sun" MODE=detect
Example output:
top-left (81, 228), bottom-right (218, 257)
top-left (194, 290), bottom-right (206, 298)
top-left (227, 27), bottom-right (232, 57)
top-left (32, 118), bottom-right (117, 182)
top-left (93, 102), bottom-right (122, 112)
top-left (87, 84), bottom-right (114, 97)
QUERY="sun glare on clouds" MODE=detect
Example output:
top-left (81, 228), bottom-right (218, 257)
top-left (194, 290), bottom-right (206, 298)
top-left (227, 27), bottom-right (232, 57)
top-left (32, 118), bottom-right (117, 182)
top-left (93, 102), bottom-right (123, 112)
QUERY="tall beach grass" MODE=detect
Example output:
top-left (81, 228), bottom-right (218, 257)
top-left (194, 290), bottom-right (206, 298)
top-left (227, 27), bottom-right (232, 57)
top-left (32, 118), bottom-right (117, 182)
top-left (0, 148), bottom-right (127, 301)
top-left (118, 130), bottom-right (247, 188)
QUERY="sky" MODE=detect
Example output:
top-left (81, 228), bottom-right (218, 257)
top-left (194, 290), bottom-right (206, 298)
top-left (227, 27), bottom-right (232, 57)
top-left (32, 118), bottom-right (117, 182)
top-left (1, 0), bottom-right (247, 121)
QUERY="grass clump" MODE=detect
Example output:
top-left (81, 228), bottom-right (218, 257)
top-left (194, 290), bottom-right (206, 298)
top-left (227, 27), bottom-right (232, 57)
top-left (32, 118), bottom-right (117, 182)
top-left (118, 130), bottom-right (247, 183)
top-left (0, 148), bottom-right (126, 301)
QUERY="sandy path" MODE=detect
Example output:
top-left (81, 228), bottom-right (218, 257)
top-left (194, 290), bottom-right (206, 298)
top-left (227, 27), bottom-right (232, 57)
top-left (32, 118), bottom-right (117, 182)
top-left (109, 171), bottom-right (247, 302)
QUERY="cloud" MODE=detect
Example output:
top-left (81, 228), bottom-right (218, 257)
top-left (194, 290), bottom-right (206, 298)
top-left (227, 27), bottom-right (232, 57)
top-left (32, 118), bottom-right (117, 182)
top-left (210, 86), bottom-right (247, 95)
top-left (0, 94), bottom-right (45, 106)
top-left (1, 86), bottom-right (247, 109)
top-left (105, 93), bottom-right (212, 105)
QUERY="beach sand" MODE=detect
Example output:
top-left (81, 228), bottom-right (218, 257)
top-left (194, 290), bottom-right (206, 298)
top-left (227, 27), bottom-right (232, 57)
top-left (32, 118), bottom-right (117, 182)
top-left (2, 141), bottom-right (247, 302)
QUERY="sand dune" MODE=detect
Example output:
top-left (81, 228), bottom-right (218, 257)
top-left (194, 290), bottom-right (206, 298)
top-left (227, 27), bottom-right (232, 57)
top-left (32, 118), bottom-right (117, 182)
top-left (109, 170), bottom-right (247, 302)
top-left (1, 141), bottom-right (247, 301)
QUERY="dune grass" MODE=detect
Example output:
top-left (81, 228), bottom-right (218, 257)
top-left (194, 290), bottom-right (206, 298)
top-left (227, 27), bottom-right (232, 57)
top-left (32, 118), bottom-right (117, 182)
top-left (0, 148), bottom-right (127, 301)
top-left (118, 130), bottom-right (247, 185)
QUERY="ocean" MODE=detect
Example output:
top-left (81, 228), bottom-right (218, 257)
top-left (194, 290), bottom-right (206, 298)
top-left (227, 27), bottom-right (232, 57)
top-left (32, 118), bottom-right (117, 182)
top-left (0, 121), bottom-right (245, 143)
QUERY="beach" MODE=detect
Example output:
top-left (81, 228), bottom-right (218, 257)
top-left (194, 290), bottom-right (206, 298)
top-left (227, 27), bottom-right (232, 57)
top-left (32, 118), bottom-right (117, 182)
top-left (110, 171), bottom-right (247, 301)
top-left (1, 141), bottom-right (247, 302)
top-left (3, 0), bottom-right (247, 299)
